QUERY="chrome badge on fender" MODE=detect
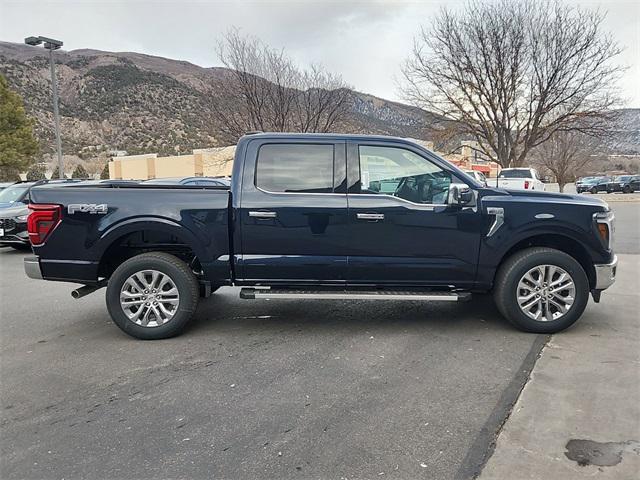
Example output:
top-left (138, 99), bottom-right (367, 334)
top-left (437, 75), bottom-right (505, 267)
top-left (67, 204), bottom-right (108, 215)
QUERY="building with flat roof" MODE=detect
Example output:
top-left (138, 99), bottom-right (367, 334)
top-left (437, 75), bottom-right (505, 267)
top-left (108, 147), bottom-right (235, 180)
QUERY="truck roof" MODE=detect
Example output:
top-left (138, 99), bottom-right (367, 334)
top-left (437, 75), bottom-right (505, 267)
top-left (240, 132), bottom-right (423, 145)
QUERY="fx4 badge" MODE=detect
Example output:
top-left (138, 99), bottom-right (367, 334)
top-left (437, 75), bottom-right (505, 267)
top-left (67, 203), bottom-right (108, 215)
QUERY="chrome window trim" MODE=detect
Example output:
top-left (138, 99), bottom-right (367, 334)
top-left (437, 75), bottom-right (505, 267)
top-left (255, 186), bottom-right (346, 196)
top-left (350, 193), bottom-right (446, 209)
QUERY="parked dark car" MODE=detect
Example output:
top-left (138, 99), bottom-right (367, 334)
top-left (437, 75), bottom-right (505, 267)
top-left (0, 203), bottom-right (30, 250)
top-left (25, 133), bottom-right (616, 339)
top-left (574, 176), bottom-right (596, 190)
top-left (0, 181), bottom-right (34, 209)
top-left (576, 176), bottom-right (611, 194)
top-left (142, 176), bottom-right (231, 187)
top-left (0, 179), bottom-right (86, 249)
top-left (0, 179), bottom-right (88, 209)
top-left (606, 175), bottom-right (640, 194)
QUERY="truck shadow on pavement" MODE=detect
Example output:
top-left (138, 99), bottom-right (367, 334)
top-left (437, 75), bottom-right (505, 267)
top-left (186, 288), bottom-right (511, 337)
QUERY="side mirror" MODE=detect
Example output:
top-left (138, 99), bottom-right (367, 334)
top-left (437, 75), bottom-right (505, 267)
top-left (448, 184), bottom-right (475, 207)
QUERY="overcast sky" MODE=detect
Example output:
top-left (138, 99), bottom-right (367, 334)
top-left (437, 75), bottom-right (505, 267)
top-left (1, 0), bottom-right (638, 107)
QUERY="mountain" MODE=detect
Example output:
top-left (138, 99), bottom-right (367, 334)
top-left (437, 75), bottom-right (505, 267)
top-left (607, 109), bottom-right (640, 156)
top-left (0, 41), bottom-right (441, 157)
top-left (1, 41), bottom-right (638, 160)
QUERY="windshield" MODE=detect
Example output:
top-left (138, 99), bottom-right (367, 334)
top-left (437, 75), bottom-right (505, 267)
top-left (0, 185), bottom-right (28, 203)
top-left (499, 169), bottom-right (532, 179)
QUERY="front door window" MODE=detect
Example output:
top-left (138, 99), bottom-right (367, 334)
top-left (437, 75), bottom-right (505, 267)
top-left (357, 145), bottom-right (452, 204)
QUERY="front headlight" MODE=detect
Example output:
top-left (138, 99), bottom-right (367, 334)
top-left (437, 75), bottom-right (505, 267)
top-left (16, 214), bottom-right (29, 222)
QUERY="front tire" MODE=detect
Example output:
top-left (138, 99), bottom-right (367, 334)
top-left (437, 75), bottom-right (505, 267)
top-left (493, 247), bottom-right (589, 333)
top-left (106, 252), bottom-right (199, 340)
top-left (590, 187), bottom-right (598, 194)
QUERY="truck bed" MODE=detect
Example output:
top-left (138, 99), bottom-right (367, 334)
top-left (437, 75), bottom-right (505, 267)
top-left (29, 183), bottom-right (231, 284)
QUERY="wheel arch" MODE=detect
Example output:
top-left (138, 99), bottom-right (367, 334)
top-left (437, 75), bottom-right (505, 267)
top-left (495, 233), bottom-right (596, 289)
top-left (96, 218), bottom-right (208, 279)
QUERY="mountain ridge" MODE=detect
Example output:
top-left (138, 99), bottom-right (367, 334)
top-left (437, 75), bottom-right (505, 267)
top-left (0, 41), bottom-right (441, 158)
top-left (0, 40), bottom-right (637, 160)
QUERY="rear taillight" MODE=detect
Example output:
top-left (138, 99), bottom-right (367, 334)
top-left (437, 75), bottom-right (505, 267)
top-left (27, 204), bottom-right (62, 246)
top-left (524, 180), bottom-right (530, 189)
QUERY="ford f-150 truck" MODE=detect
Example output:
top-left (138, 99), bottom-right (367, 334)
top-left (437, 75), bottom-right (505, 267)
top-left (24, 133), bottom-right (617, 339)
top-left (497, 168), bottom-right (546, 191)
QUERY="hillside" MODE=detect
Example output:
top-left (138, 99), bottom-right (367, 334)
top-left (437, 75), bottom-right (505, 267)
top-left (0, 41), bottom-right (441, 157)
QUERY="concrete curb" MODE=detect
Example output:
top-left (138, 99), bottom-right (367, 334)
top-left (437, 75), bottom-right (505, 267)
top-left (455, 334), bottom-right (549, 479)
top-left (478, 254), bottom-right (640, 479)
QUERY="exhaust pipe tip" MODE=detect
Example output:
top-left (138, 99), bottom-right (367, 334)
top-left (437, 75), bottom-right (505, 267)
top-left (71, 280), bottom-right (106, 299)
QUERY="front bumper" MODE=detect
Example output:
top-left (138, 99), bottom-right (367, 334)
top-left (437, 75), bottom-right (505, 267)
top-left (594, 255), bottom-right (617, 290)
top-left (24, 256), bottom-right (43, 280)
top-left (0, 220), bottom-right (28, 245)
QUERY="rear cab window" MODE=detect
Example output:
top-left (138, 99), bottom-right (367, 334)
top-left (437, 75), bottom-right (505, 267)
top-left (255, 144), bottom-right (335, 193)
top-left (499, 169), bottom-right (532, 179)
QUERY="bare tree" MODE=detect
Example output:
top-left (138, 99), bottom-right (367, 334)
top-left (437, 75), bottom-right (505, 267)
top-left (401, 0), bottom-right (623, 168)
top-left (532, 131), bottom-right (597, 192)
top-left (213, 29), bottom-right (351, 142)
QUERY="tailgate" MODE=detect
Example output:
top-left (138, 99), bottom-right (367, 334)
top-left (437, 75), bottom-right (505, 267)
top-left (498, 179), bottom-right (525, 190)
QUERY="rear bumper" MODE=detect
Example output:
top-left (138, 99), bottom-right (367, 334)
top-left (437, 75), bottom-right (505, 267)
top-left (24, 255), bottom-right (100, 283)
top-left (24, 255), bottom-right (43, 280)
top-left (594, 255), bottom-right (617, 290)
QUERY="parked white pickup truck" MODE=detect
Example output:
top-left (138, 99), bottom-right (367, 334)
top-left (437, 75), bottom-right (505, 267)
top-left (498, 168), bottom-right (545, 191)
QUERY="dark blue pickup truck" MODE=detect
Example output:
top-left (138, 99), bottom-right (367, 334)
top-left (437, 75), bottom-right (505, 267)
top-left (24, 133), bottom-right (617, 339)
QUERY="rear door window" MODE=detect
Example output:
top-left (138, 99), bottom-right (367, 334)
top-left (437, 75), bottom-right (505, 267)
top-left (256, 144), bottom-right (334, 193)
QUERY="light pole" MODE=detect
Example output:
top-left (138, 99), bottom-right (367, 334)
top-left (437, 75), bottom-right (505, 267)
top-left (24, 36), bottom-right (64, 179)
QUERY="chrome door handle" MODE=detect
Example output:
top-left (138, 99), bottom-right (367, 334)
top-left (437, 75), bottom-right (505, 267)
top-left (357, 213), bottom-right (384, 221)
top-left (249, 211), bottom-right (277, 218)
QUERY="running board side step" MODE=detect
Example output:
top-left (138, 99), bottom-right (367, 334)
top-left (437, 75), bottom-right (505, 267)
top-left (240, 288), bottom-right (471, 302)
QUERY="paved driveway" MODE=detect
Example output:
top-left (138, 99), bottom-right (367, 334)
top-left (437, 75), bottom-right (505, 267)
top-left (0, 201), bottom-right (634, 479)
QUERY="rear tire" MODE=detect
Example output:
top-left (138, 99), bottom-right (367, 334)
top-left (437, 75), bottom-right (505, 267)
top-left (493, 247), bottom-right (589, 333)
top-left (10, 244), bottom-right (32, 251)
top-left (106, 252), bottom-right (199, 340)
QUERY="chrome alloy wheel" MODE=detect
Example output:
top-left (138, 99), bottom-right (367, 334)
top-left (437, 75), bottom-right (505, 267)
top-left (517, 265), bottom-right (576, 322)
top-left (120, 270), bottom-right (180, 327)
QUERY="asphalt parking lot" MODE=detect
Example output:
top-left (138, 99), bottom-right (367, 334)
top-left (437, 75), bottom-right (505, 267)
top-left (0, 200), bottom-right (638, 479)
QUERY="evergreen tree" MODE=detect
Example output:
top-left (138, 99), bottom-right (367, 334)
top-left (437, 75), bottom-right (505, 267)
top-left (72, 164), bottom-right (88, 179)
top-left (100, 162), bottom-right (110, 179)
top-left (0, 75), bottom-right (39, 180)
top-left (26, 163), bottom-right (47, 181)
top-left (51, 165), bottom-right (67, 179)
